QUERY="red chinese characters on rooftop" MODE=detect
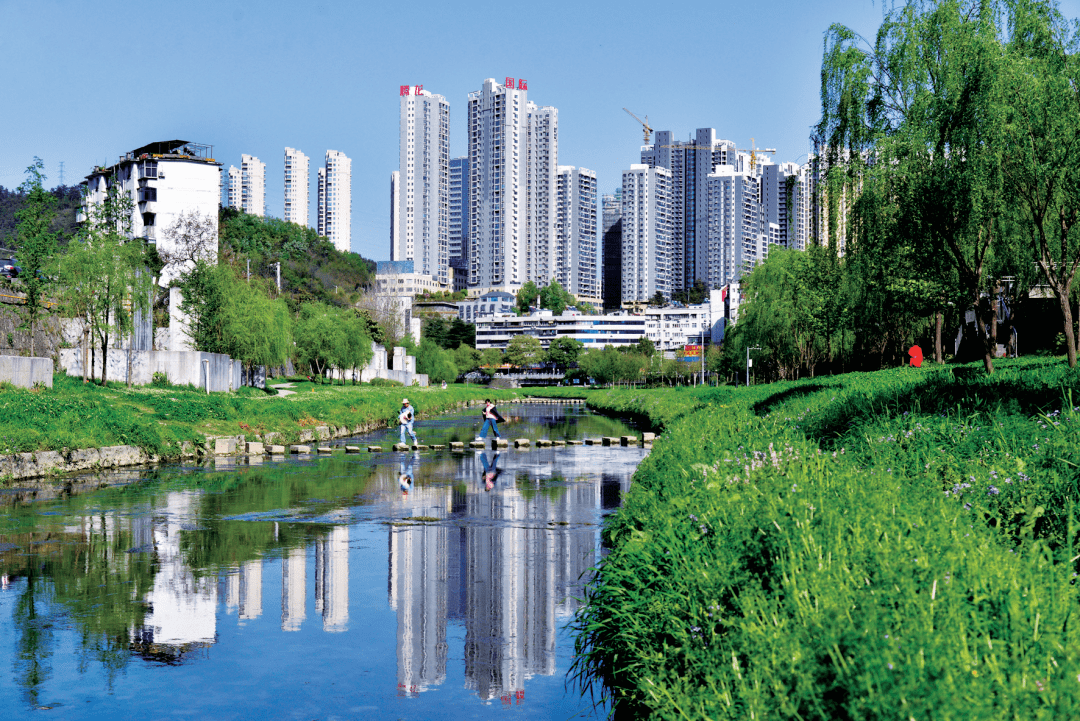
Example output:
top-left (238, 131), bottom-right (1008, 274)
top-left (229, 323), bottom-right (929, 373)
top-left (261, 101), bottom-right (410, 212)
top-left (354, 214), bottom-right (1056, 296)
top-left (504, 78), bottom-right (527, 91)
top-left (399, 84), bottom-right (423, 96)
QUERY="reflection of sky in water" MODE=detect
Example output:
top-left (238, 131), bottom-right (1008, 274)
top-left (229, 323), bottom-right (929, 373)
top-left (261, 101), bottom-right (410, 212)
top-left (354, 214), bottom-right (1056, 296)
top-left (0, 402), bottom-right (645, 718)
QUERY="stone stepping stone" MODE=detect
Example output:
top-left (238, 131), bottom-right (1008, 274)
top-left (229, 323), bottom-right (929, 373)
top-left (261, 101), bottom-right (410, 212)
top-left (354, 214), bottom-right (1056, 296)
top-left (344, 446), bottom-right (361, 453)
top-left (364, 446), bottom-right (382, 453)
top-left (393, 443), bottom-right (411, 451)
top-left (567, 440), bottom-right (583, 446)
top-left (642, 432), bottom-right (656, 443)
top-left (431, 444), bottom-right (446, 450)
top-left (450, 442), bottom-right (465, 450)
top-left (469, 440), bottom-right (486, 449)
top-left (317, 447), bottom-right (333, 453)
top-left (412, 444), bottom-right (429, 451)
top-left (536, 439), bottom-right (552, 447)
top-left (290, 445), bottom-right (311, 453)
top-left (491, 438), bottom-right (508, 449)
top-left (552, 440), bottom-right (566, 447)
top-left (514, 438), bottom-right (530, 448)
top-left (245, 442), bottom-right (264, 455)
top-left (621, 436), bottom-right (639, 446)
top-left (584, 438), bottom-right (599, 445)
top-left (269, 445), bottom-right (286, 454)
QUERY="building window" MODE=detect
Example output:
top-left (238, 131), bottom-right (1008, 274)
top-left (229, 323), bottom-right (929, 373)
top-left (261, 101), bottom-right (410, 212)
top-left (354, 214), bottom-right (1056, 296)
top-left (140, 161), bottom-right (158, 179)
top-left (138, 187), bottom-right (157, 202)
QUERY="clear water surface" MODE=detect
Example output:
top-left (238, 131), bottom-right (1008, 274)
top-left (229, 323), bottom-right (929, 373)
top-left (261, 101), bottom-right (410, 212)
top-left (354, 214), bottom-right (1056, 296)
top-left (0, 401), bottom-right (648, 719)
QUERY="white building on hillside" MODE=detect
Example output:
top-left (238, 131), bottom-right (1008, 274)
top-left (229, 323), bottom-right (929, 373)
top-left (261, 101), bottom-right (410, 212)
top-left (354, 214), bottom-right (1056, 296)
top-left (284, 147), bottom-right (309, 226)
top-left (705, 162), bottom-right (766, 288)
top-left (80, 140), bottom-right (221, 286)
top-left (225, 165), bottom-right (241, 210)
top-left (318, 150), bottom-right (352, 253)
top-left (241, 154), bottom-right (266, 217)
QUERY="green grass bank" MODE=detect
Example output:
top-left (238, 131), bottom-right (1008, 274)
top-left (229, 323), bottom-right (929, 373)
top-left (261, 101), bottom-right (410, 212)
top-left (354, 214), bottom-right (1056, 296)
top-left (541, 358), bottom-right (1080, 719)
top-left (0, 376), bottom-right (520, 463)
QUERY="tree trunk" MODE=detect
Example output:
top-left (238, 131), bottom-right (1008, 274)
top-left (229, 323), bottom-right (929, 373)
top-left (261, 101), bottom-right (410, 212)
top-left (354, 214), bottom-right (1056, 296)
top-left (935, 311), bottom-right (943, 364)
top-left (101, 332), bottom-right (109, 386)
top-left (1057, 286), bottom-right (1077, 368)
top-left (990, 293), bottom-right (999, 359)
top-left (82, 325), bottom-right (89, 383)
top-left (29, 319), bottom-right (34, 358)
top-left (973, 302), bottom-right (995, 375)
top-left (127, 343), bottom-right (133, 389)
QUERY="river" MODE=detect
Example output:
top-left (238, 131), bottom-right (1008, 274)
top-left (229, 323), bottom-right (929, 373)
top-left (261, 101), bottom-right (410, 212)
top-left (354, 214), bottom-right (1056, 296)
top-left (0, 401), bottom-right (648, 719)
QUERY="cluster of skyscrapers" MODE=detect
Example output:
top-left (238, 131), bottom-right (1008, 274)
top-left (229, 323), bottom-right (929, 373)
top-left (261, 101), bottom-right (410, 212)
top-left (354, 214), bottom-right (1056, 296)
top-left (390, 79), bottom-right (599, 303)
top-left (606, 130), bottom-right (816, 307)
top-left (389, 78), bottom-right (818, 309)
top-left (223, 148), bottom-right (353, 254)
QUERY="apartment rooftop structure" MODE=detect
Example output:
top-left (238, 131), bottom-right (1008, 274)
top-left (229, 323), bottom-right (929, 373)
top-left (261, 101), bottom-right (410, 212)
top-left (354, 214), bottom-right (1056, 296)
top-left (79, 140), bottom-right (222, 286)
top-left (474, 311), bottom-right (649, 351)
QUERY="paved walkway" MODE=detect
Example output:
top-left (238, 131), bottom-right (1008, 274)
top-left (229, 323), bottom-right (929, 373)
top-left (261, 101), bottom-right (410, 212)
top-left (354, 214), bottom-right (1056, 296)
top-left (268, 382), bottom-right (297, 397)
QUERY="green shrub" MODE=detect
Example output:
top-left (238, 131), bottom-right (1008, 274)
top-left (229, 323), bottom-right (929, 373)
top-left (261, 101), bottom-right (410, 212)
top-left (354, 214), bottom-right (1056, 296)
top-left (368, 378), bottom-right (404, 387)
top-left (151, 371), bottom-right (170, 387)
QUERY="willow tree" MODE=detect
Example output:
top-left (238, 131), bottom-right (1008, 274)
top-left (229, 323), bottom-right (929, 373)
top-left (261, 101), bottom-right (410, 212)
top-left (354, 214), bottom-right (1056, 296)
top-left (819, 0), bottom-right (1012, 373)
top-left (12, 158), bottom-right (58, 358)
top-left (1000, 0), bottom-right (1080, 366)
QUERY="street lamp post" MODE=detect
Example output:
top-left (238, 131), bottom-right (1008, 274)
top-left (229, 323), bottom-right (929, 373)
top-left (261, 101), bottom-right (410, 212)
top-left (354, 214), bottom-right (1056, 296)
top-left (746, 346), bottom-right (761, 387)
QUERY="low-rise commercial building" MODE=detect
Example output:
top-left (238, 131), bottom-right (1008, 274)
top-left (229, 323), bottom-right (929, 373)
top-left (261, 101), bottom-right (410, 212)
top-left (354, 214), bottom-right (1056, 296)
top-left (475, 311), bottom-right (648, 351)
top-left (458, 291), bottom-right (514, 323)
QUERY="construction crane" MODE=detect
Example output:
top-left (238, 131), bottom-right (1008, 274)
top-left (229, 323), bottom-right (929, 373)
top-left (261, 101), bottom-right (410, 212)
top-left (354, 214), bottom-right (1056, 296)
top-left (736, 138), bottom-right (777, 172)
top-left (623, 108), bottom-right (654, 144)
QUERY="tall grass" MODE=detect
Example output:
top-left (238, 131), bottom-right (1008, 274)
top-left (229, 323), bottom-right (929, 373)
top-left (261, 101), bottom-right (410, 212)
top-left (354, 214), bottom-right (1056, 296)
top-left (0, 375), bottom-right (517, 456)
top-left (571, 359), bottom-right (1080, 719)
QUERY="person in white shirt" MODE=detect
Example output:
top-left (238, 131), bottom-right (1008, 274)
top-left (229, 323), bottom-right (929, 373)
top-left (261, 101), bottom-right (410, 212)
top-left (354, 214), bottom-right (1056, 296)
top-left (399, 398), bottom-right (418, 445)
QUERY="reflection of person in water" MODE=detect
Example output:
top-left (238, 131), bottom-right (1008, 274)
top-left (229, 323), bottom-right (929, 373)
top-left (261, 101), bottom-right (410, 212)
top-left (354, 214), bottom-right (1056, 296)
top-left (399, 453), bottom-right (418, 495)
top-left (479, 451), bottom-right (503, 491)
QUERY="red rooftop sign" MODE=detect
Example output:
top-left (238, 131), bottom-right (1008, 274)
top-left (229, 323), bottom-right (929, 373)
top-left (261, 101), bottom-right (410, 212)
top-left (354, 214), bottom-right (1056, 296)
top-left (505, 77), bottom-right (527, 90)
top-left (399, 84), bottom-right (423, 96)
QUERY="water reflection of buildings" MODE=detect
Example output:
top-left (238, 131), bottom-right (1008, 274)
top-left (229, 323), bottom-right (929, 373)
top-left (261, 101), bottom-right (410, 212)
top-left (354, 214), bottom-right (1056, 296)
top-left (315, 524), bottom-right (350, 632)
top-left (388, 452), bottom-right (614, 702)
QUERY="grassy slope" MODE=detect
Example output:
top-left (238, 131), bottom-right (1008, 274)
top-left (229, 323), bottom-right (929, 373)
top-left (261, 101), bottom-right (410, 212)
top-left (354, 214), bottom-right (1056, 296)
top-left (557, 359), bottom-right (1080, 719)
top-left (0, 375), bottom-right (519, 458)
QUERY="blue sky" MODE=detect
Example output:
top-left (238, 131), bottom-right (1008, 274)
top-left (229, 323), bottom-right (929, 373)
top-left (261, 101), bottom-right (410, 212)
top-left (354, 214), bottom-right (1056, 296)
top-left (4, 0), bottom-right (1078, 262)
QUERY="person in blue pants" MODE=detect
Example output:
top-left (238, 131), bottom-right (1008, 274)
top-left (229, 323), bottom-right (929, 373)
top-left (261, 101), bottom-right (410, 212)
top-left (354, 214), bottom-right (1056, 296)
top-left (480, 450), bottom-right (502, 491)
top-left (399, 398), bottom-right (418, 445)
top-left (477, 399), bottom-right (504, 440)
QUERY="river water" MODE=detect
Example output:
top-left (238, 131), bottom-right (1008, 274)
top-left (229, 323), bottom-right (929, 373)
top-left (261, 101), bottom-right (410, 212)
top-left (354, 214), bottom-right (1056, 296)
top-left (0, 401), bottom-right (647, 719)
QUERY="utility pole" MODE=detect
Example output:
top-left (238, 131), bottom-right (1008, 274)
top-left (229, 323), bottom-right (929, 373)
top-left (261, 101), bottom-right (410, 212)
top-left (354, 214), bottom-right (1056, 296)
top-left (275, 262), bottom-right (281, 292)
top-left (247, 258), bottom-right (250, 282)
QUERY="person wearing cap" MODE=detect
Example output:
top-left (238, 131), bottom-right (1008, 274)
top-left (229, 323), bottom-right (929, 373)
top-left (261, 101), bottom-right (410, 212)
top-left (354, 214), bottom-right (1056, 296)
top-left (399, 398), bottom-right (418, 445)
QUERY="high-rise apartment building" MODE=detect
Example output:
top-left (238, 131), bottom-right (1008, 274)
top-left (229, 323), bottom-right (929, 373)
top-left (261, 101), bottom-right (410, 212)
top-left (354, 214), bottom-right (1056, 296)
top-left (621, 165), bottom-right (673, 304)
top-left (641, 129), bottom-right (736, 292)
top-left (705, 160), bottom-right (766, 288)
top-left (601, 189), bottom-right (622, 310)
top-left (467, 77), bottom-right (558, 294)
top-left (225, 165), bottom-right (241, 210)
top-left (554, 166), bottom-right (598, 302)
top-left (390, 171), bottom-right (401, 260)
top-left (241, 154), bottom-right (266, 217)
top-left (283, 147), bottom-right (309, 227)
top-left (393, 87), bottom-right (450, 286)
top-left (317, 150), bottom-right (352, 253)
top-left (449, 157), bottom-right (469, 274)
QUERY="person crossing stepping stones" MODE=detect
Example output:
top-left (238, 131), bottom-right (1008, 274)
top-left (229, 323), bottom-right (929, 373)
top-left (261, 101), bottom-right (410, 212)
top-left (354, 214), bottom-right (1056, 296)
top-left (399, 398), bottom-right (418, 445)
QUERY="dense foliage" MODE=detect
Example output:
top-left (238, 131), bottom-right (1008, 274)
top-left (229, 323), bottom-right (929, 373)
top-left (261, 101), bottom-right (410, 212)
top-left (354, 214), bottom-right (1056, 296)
top-left (561, 357), bottom-right (1080, 718)
top-left (802, 0), bottom-right (1080, 378)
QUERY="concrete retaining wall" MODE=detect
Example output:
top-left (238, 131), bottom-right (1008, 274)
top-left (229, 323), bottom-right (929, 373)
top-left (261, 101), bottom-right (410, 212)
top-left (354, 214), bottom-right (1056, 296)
top-left (59, 348), bottom-right (241, 391)
top-left (0, 355), bottom-right (53, 388)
